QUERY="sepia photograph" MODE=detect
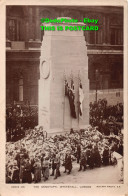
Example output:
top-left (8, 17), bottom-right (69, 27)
top-left (4, 3), bottom-right (126, 188)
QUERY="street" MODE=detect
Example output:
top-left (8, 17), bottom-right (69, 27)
top-left (39, 162), bottom-right (122, 184)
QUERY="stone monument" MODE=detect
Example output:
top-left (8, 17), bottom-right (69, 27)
top-left (39, 18), bottom-right (89, 134)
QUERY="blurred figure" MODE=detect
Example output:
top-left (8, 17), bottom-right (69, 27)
top-left (50, 153), bottom-right (56, 176)
top-left (76, 142), bottom-right (81, 163)
top-left (78, 151), bottom-right (86, 171)
top-left (43, 157), bottom-right (50, 181)
top-left (12, 160), bottom-right (20, 183)
top-left (22, 158), bottom-right (32, 183)
top-left (102, 146), bottom-right (110, 166)
top-left (33, 158), bottom-right (41, 183)
top-left (54, 153), bottom-right (61, 179)
top-left (64, 151), bottom-right (72, 174)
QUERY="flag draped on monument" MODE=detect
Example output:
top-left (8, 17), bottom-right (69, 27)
top-left (79, 82), bottom-right (84, 119)
top-left (69, 79), bottom-right (76, 118)
top-left (64, 78), bottom-right (76, 118)
top-left (64, 79), bottom-right (69, 96)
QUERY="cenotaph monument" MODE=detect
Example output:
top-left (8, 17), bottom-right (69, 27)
top-left (38, 18), bottom-right (89, 134)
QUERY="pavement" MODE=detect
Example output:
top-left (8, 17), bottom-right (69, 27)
top-left (38, 162), bottom-right (123, 184)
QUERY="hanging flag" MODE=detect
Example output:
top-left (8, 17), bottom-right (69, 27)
top-left (64, 77), bottom-right (76, 119)
top-left (69, 79), bottom-right (77, 118)
top-left (79, 82), bottom-right (84, 119)
top-left (64, 79), bottom-right (69, 96)
top-left (71, 79), bottom-right (75, 94)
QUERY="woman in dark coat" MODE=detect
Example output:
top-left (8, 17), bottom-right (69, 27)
top-left (102, 146), bottom-right (110, 166)
top-left (93, 146), bottom-right (101, 167)
top-left (65, 151), bottom-right (72, 174)
top-left (86, 147), bottom-right (94, 169)
top-left (22, 159), bottom-right (32, 183)
top-left (50, 153), bottom-right (56, 176)
top-left (76, 143), bottom-right (81, 163)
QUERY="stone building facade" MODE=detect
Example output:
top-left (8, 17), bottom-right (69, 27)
top-left (6, 6), bottom-right (123, 105)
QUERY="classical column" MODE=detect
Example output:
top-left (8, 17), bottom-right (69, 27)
top-left (28, 7), bottom-right (34, 41)
top-left (35, 7), bottom-right (41, 41)
top-left (24, 18), bottom-right (29, 41)
top-left (6, 18), bottom-right (11, 49)
top-left (103, 14), bottom-right (107, 44)
top-left (106, 15), bottom-right (110, 44)
top-left (6, 19), bottom-right (9, 41)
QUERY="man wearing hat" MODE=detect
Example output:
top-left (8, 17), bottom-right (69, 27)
top-left (76, 142), bottom-right (81, 163)
top-left (50, 153), bottom-right (56, 176)
top-left (64, 151), bottom-right (72, 175)
top-left (54, 153), bottom-right (61, 179)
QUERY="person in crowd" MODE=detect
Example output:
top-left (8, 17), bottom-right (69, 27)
top-left (78, 151), bottom-right (86, 171)
top-left (43, 157), bottom-right (50, 181)
top-left (54, 153), bottom-right (61, 179)
top-left (30, 155), bottom-right (35, 177)
top-left (64, 151), bottom-right (72, 175)
top-left (118, 140), bottom-right (123, 156)
top-left (19, 156), bottom-right (26, 183)
top-left (15, 147), bottom-right (29, 169)
top-left (11, 160), bottom-right (20, 183)
top-left (93, 146), bottom-right (101, 167)
top-left (76, 142), bottom-right (81, 163)
top-left (102, 146), bottom-right (110, 166)
top-left (39, 126), bottom-right (44, 142)
top-left (110, 152), bottom-right (117, 166)
top-left (41, 153), bottom-right (45, 177)
top-left (33, 158), bottom-right (41, 183)
top-left (22, 158), bottom-right (32, 183)
top-left (6, 171), bottom-right (12, 183)
top-left (86, 146), bottom-right (94, 169)
top-left (50, 153), bottom-right (56, 176)
top-left (70, 128), bottom-right (74, 134)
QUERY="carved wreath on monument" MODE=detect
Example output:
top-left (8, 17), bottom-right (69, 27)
top-left (40, 60), bottom-right (50, 79)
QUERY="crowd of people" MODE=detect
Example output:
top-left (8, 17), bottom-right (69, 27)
top-left (6, 125), bottom-right (123, 183)
top-left (90, 99), bottom-right (123, 135)
top-left (6, 104), bottom-right (38, 142)
top-left (5, 99), bottom-right (124, 183)
top-left (6, 99), bottom-right (123, 142)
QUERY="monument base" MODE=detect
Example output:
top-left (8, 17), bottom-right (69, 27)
top-left (43, 125), bottom-right (90, 136)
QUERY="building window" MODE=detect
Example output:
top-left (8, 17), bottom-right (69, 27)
top-left (96, 29), bottom-right (103, 44)
top-left (89, 27), bottom-right (103, 44)
top-left (19, 76), bottom-right (23, 101)
top-left (110, 62), bottom-right (123, 89)
top-left (110, 28), bottom-right (123, 45)
top-left (8, 18), bottom-right (20, 41)
top-left (13, 77), bottom-right (19, 101)
top-left (89, 31), bottom-right (96, 44)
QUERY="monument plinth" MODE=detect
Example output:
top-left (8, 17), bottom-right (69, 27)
top-left (39, 19), bottom-right (89, 134)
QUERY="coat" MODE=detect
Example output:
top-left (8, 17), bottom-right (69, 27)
top-left (41, 159), bottom-right (49, 179)
top-left (34, 162), bottom-right (41, 182)
top-left (12, 167), bottom-right (20, 183)
top-left (65, 155), bottom-right (72, 171)
top-left (22, 162), bottom-right (32, 183)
